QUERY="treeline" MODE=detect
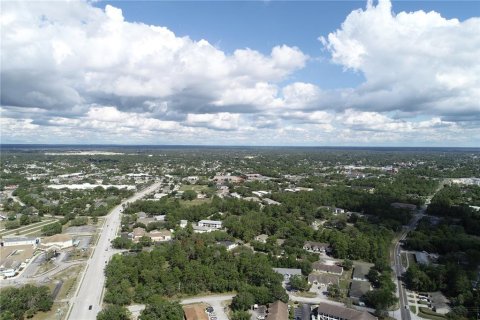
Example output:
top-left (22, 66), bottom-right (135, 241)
top-left (104, 234), bottom-right (287, 306)
top-left (14, 185), bottom-right (133, 217)
top-left (405, 218), bottom-right (480, 260)
top-left (405, 217), bottom-right (480, 319)
top-left (124, 195), bottom-right (394, 264)
top-left (0, 285), bottom-right (53, 320)
top-left (426, 185), bottom-right (480, 236)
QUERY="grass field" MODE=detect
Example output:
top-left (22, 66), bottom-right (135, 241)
top-left (180, 198), bottom-right (213, 207)
top-left (179, 184), bottom-right (209, 192)
top-left (418, 307), bottom-right (447, 320)
top-left (0, 218), bottom-right (59, 237)
top-left (53, 264), bottom-right (84, 300)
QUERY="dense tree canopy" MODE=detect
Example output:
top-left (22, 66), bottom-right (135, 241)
top-left (0, 285), bottom-right (53, 320)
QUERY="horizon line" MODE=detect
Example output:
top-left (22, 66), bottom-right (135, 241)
top-left (1, 143), bottom-right (479, 149)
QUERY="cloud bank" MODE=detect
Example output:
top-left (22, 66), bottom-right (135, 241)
top-left (1, 0), bottom-right (479, 145)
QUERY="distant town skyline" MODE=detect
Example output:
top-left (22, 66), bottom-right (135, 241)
top-left (1, 0), bottom-right (479, 146)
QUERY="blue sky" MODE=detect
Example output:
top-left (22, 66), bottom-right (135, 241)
top-left (1, 0), bottom-right (479, 146)
top-left (96, 1), bottom-right (479, 89)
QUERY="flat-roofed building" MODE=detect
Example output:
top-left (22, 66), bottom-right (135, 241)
top-left (1, 236), bottom-right (39, 247)
top-left (40, 234), bottom-right (73, 249)
top-left (198, 220), bottom-right (222, 229)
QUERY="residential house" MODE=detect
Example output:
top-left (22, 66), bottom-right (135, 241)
top-left (149, 230), bottom-right (172, 242)
top-left (138, 217), bottom-right (155, 225)
top-left (311, 262), bottom-right (343, 275)
top-left (312, 303), bottom-right (377, 320)
top-left (349, 280), bottom-right (371, 302)
top-left (273, 267), bottom-right (302, 281)
top-left (266, 301), bottom-right (288, 320)
top-left (193, 226), bottom-right (214, 233)
top-left (130, 227), bottom-right (147, 243)
top-left (217, 240), bottom-right (238, 251)
top-left (183, 304), bottom-right (208, 320)
top-left (414, 251), bottom-right (430, 265)
top-left (352, 264), bottom-right (372, 281)
top-left (255, 234), bottom-right (269, 243)
top-left (263, 198), bottom-right (281, 206)
top-left (230, 192), bottom-right (242, 199)
top-left (308, 273), bottom-right (339, 287)
top-left (136, 212), bottom-right (148, 219)
top-left (320, 206), bottom-right (345, 215)
top-left (252, 191), bottom-right (270, 197)
top-left (184, 176), bottom-right (199, 184)
top-left (180, 220), bottom-right (188, 228)
top-left (303, 241), bottom-right (330, 254)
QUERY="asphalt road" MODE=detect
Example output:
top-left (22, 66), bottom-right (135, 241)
top-left (393, 191), bottom-right (440, 320)
top-left (67, 182), bottom-right (161, 320)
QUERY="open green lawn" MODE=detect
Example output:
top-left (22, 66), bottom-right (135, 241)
top-left (418, 307), bottom-right (446, 320)
top-left (180, 198), bottom-right (213, 207)
top-left (410, 306), bottom-right (417, 313)
top-left (53, 264), bottom-right (84, 300)
top-left (0, 218), bottom-right (59, 237)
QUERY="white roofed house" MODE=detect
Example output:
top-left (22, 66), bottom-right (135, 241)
top-left (198, 220), bottom-right (222, 229)
top-left (217, 240), bottom-right (238, 251)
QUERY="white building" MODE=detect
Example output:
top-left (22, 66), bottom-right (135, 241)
top-left (180, 220), bottom-right (188, 228)
top-left (198, 220), bottom-right (222, 229)
top-left (1, 236), bottom-right (39, 247)
top-left (40, 234), bottom-right (73, 249)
